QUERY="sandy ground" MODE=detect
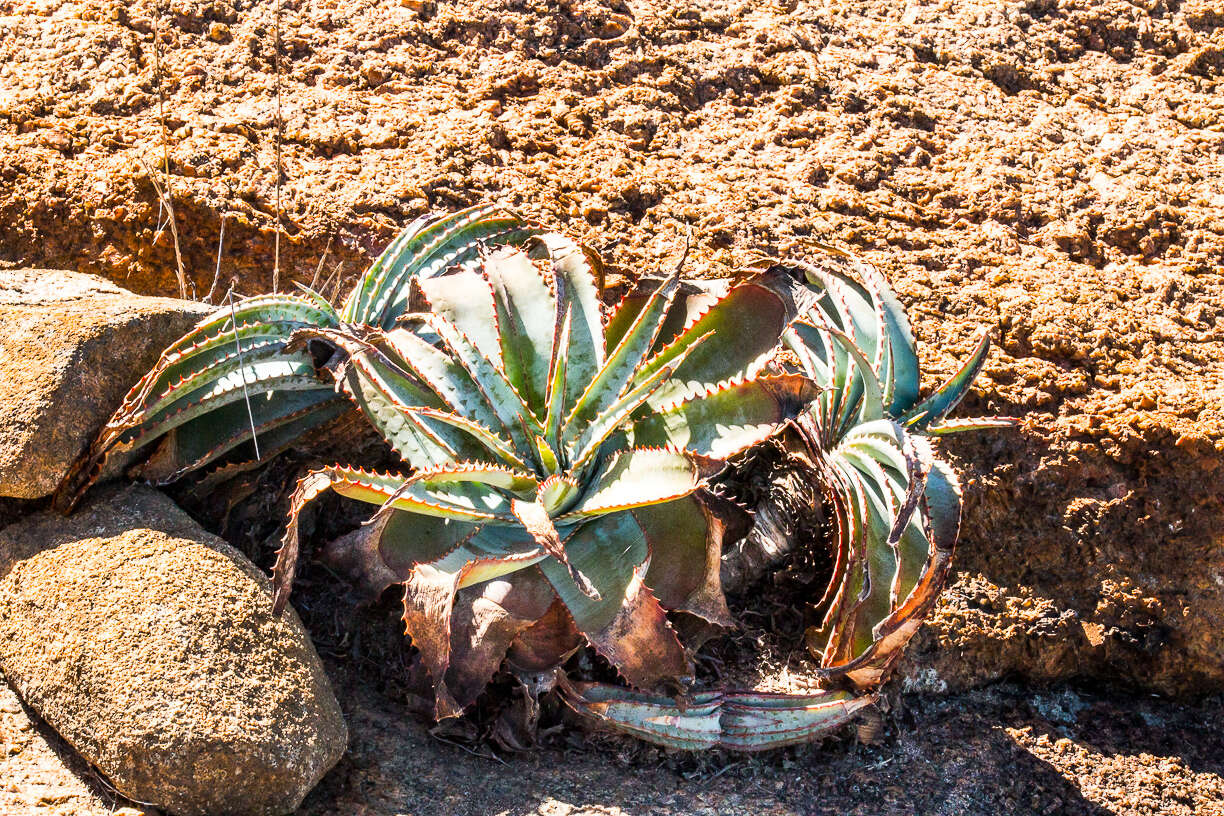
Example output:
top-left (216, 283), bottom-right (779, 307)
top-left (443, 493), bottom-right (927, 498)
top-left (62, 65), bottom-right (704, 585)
top-left (3, 671), bottom-right (1223, 816)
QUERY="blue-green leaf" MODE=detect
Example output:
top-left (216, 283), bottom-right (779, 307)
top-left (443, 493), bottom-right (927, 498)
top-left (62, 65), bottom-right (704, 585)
top-left (540, 511), bottom-right (689, 688)
top-left (487, 248), bottom-right (557, 417)
top-left (556, 447), bottom-right (719, 522)
top-left (901, 328), bottom-right (993, 431)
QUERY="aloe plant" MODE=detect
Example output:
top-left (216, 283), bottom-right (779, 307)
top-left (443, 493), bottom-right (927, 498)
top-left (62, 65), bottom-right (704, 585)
top-left (784, 247), bottom-right (1014, 690)
top-left (564, 248), bottom-right (1013, 748)
top-left (55, 206), bottom-right (542, 510)
top-left (267, 228), bottom-right (820, 723)
top-left (62, 205), bottom-right (1010, 752)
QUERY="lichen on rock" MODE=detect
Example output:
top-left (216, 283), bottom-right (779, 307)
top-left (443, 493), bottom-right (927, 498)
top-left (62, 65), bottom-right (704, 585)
top-left (0, 485), bottom-right (347, 816)
top-left (0, 269), bottom-right (212, 500)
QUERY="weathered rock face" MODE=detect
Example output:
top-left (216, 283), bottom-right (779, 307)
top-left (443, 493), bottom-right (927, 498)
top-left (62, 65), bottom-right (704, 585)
top-left (0, 485), bottom-right (347, 816)
top-left (903, 322), bottom-right (1224, 696)
top-left (0, 270), bottom-right (211, 499)
top-left (0, 0), bottom-right (1220, 695)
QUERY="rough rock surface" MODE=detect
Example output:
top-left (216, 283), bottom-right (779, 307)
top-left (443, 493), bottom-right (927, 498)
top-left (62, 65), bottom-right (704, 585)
top-left (0, 269), bottom-right (211, 499)
top-left (0, 0), bottom-right (1221, 696)
top-left (0, 680), bottom-right (147, 816)
top-left (0, 485), bottom-right (347, 816)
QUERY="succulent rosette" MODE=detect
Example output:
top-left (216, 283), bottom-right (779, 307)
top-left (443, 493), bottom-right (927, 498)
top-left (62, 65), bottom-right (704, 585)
top-left (781, 247), bottom-right (1014, 691)
top-left (61, 207), bottom-right (1012, 752)
top-left (268, 209), bottom-right (817, 720)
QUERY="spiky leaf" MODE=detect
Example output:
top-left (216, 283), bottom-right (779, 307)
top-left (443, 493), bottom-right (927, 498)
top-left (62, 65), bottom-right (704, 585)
top-left (539, 511), bottom-right (689, 688)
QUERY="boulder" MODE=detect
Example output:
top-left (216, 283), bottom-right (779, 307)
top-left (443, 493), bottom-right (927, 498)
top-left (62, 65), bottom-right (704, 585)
top-left (0, 269), bottom-right (212, 499)
top-left (0, 485), bottom-right (347, 816)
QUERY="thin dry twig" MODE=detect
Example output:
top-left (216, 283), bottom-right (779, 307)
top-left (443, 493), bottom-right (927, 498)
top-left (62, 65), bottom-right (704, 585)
top-left (428, 730), bottom-right (508, 765)
top-left (225, 285), bottom-right (263, 460)
top-left (85, 762), bottom-right (160, 809)
top-left (324, 260), bottom-right (345, 306)
top-left (309, 236), bottom-right (334, 291)
top-left (672, 220), bottom-right (693, 276)
top-left (150, 5), bottom-right (188, 299)
top-left (699, 761), bottom-right (743, 783)
top-left (133, 152), bottom-right (187, 298)
top-left (272, 0), bottom-right (284, 293)
top-left (206, 214), bottom-right (227, 304)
